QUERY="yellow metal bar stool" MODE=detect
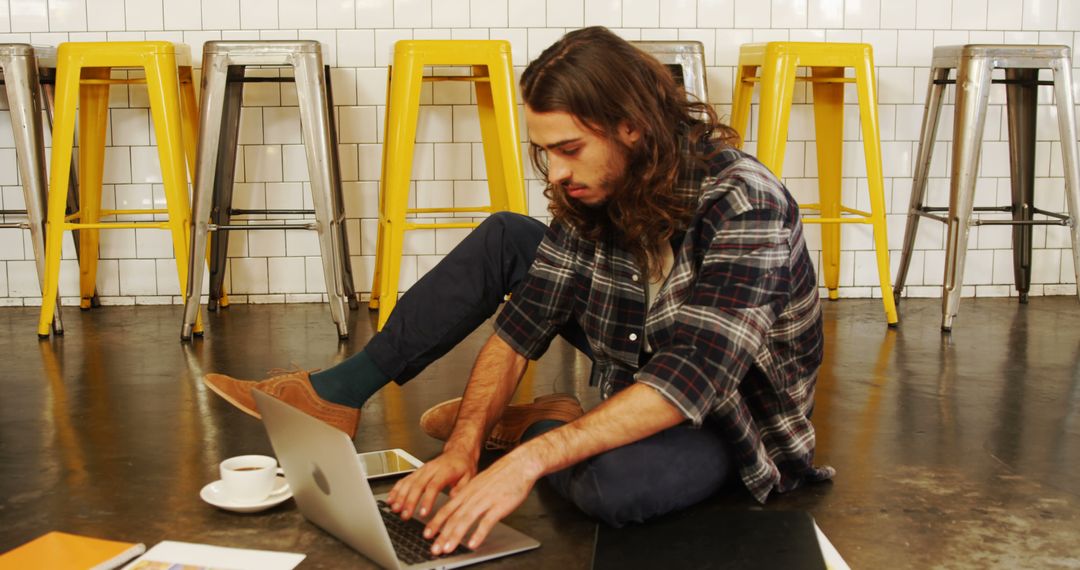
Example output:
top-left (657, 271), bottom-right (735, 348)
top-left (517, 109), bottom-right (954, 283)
top-left (731, 42), bottom-right (898, 326)
top-left (37, 41), bottom-right (202, 337)
top-left (370, 40), bottom-right (527, 329)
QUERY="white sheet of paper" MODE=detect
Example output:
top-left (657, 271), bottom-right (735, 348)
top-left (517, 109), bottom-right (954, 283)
top-left (814, 523), bottom-right (850, 570)
top-left (122, 540), bottom-right (305, 570)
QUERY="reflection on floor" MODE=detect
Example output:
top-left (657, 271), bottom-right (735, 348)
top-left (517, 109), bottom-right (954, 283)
top-left (1, 297), bottom-right (1078, 568)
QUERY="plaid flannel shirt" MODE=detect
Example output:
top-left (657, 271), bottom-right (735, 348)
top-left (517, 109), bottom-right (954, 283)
top-left (494, 138), bottom-right (834, 503)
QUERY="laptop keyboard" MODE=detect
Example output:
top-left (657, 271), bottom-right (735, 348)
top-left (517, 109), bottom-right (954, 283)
top-left (377, 500), bottom-right (472, 565)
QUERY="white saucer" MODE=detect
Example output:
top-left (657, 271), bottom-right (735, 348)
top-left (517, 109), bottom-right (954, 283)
top-left (200, 475), bottom-right (292, 513)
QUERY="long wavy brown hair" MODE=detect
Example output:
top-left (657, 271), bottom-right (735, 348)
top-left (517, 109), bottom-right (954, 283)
top-left (520, 26), bottom-right (739, 279)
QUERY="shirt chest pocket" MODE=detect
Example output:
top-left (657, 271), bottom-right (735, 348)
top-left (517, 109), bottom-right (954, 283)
top-left (584, 292), bottom-right (645, 366)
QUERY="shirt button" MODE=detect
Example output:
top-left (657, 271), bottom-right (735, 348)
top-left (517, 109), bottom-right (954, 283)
top-left (629, 333), bottom-right (638, 341)
top-left (631, 274), bottom-right (640, 282)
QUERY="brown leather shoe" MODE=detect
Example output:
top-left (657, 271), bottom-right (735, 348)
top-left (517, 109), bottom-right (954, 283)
top-left (420, 393), bottom-right (584, 450)
top-left (203, 370), bottom-right (360, 438)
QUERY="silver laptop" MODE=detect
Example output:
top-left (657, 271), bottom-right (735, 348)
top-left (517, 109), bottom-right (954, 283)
top-left (254, 390), bottom-right (540, 570)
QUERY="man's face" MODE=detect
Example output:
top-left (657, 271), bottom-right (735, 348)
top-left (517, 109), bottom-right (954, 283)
top-left (524, 106), bottom-right (639, 207)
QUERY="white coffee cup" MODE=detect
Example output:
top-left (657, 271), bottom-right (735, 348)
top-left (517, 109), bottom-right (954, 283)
top-left (220, 455), bottom-right (278, 504)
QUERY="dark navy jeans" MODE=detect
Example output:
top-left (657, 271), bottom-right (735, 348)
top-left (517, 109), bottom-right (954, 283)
top-left (366, 212), bottom-right (592, 380)
top-left (366, 212), bottom-right (735, 526)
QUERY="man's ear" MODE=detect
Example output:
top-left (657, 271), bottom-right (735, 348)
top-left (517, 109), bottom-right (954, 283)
top-left (618, 122), bottom-right (642, 145)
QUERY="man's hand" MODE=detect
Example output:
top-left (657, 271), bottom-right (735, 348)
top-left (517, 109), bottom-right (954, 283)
top-left (387, 447), bottom-right (477, 520)
top-left (389, 334), bottom-right (527, 521)
top-left (422, 450), bottom-right (542, 554)
top-left (415, 384), bottom-right (686, 554)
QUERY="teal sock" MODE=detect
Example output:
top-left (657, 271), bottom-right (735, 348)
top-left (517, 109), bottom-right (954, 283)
top-left (309, 351), bottom-right (392, 408)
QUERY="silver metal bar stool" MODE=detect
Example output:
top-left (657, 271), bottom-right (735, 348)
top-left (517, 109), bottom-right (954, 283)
top-left (894, 44), bottom-right (1080, 331)
top-left (0, 44), bottom-right (65, 334)
top-left (182, 41), bottom-right (356, 341)
top-left (632, 41), bottom-right (708, 103)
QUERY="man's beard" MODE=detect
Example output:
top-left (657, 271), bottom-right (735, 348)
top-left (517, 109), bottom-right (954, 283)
top-left (548, 143), bottom-right (641, 246)
top-left (562, 169), bottom-right (635, 245)
top-left (564, 162), bottom-right (629, 210)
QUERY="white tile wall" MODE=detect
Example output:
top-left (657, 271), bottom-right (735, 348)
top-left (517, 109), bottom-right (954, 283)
top-left (11, 0), bottom-right (47, 31)
top-left (0, 0), bottom-right (1077, 309)
top-left (808, 0), bottom-right (843, 28)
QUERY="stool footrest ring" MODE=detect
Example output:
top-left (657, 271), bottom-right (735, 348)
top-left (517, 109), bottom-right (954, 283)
top-left (209, 222), bottom-right (318, 231)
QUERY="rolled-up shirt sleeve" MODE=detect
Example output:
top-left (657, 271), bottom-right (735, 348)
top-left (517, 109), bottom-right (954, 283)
top-left (635, 190), bottom-right (793, 425)
top-left (494, 221), bottom-right (579, 360)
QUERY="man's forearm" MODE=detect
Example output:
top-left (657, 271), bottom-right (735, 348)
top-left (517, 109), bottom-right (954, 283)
top-left (444, 333), bottom-right (529, 460)
top-left (508, 383), bottom-right (687, 479)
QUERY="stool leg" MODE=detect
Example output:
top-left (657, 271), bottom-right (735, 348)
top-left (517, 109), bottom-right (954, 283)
top-left (492, 55), bottom-right (525, 216)
top-left (144, 54), bottom-right (201, 334)
top-left (475, 56), bottom-right (526, 213)
top-left (474, 64), bottom-right (508, 212)
top-left (895, 67), bottom-right (949, 301)
top-left (296, 52), bottom-right (349, 339)
top-left (942, 57), bottom-right (993, 331)
top-left (376, 53), bottom-right (424, 330)
top-left (811, 66), bottom-right (845, 301)
top-left (42, 71), bottom-right (95, 308)
top-left (179, 66), bottom-right (199, 181)
top-left (369, 66), bottom-right (393, 311)
top-left (754, 49), bottom-right (797, 176)
top-left (180, 63), bottom-right (230, 311)
top-left (77, 66), bottom-right (110, 310)
top-left (855, 52), bottom-right (898, 326)
top-left (6, 56), bottom-right (64, 334)
top-left (1005, 68), bottom-right (1038, 304)
top-left (730, 64), bottom-right (758, 145)
top-left (324, 64), bottom-right (358, 310)
top-left (182, 54), bottom-right (229, 341)
top-left (208, 66), bottom-right (244, 311)
top-left (38, 60), bottom-right (82, 337)
top-left (1051, 61), bottom-right (1080, 300)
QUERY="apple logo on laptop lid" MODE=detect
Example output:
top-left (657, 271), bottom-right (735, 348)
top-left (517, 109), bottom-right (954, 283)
top-left (311, 463), bottom-right (331, 495)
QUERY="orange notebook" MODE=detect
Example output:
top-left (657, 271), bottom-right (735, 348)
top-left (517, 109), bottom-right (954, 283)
top-left (0, 531), bottom-right (146, 570)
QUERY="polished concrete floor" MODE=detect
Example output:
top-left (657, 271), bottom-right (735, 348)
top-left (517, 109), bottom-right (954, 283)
top-left (1, 297), bottom-right (1079, 568)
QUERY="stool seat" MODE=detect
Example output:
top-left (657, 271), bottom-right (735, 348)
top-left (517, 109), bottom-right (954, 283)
top-left (29, 44), bottom-right (54, 65)
top-left (931, 44), bottom-right (1069, 64)
top-left (370, 39), bottom-right (526, 329)
top-left (54, 40), bottom-right (192, 65)
top-left (182, 40), bottom-right (355, 340)
top-left (392, 39), bottom-right (511, 63)
top-left (631, 41), bottom-right (708, 103)
top-left (37, 41), bottom-right (201, 337)
top-left (0, 43), bottom-right (33, 56)
top-left (731, 41), bottom-right (898, 325)
top-left (738, 41), bottom-right (873, 67)
top-left (893, 44), bottom-right (1080, 331)
top-left (203, 40), bottom-right (322, 55)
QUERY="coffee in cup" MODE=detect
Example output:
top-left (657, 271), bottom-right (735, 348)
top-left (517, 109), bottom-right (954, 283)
top-left (220, 455), bottom-right (278, 504)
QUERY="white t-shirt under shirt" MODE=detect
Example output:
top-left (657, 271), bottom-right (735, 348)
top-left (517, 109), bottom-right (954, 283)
top-left (643, 240), bottom-right (675, 354)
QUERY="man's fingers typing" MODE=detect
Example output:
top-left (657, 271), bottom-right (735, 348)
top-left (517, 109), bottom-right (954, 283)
top-left (435, 498), bottom-right (486, 554)
top-left (387, 475), bottom-right (413, 510)
top-left (423, 492), bottom-right (456, 538)
top-left (398, 468), bottom-right (437, 519)
top-left (466, 512), bottom-right (501, 549)
top-left (417, 482), bottom-right (442, 518)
